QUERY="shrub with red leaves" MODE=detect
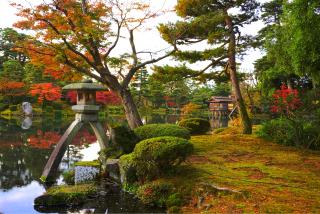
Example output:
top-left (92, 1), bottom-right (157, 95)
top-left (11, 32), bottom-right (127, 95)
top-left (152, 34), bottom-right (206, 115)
top-left (270, 84), bottom-right (301, 116)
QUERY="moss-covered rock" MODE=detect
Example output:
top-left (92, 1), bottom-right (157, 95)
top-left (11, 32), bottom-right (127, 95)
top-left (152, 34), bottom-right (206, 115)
top-left (119, 154), bottom-right (138, 184)
top-left (34, 183), bottom-right (97, 206)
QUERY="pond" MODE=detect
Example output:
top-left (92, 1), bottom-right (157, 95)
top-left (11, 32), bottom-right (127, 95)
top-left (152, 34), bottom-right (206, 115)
top-left (0, 114), bottom-right (229, 213)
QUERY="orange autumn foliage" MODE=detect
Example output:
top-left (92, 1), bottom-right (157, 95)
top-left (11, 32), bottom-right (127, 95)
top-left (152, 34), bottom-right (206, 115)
top-left (29, 83), bottom-right (61, 103)
top-left (12, 0), bottom-right (165, 82)
top-left (0, 80), bottom-right (25, 96)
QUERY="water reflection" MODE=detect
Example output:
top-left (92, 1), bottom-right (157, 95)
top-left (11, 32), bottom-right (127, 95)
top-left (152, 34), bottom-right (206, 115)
top-left (0, 114), bottom-right (229, 213)
top-left (0, 117), bottom-right (98, 191)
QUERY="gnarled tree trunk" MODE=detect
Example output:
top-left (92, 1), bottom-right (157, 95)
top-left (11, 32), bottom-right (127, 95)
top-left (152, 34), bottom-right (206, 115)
top-left (119, 88), bottom-right (143, 129)
top-left (225, 14), bottom-right (252, 134)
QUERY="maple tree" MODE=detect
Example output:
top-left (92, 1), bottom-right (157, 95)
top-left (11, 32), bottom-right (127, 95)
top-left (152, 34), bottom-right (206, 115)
top-left (13, 0), bottom-right (176, 129)
top-left (271, 84), bottom-right (301, 116)
top-left (67, 90), bottom-right (121, 105)
top-left (29, 83), bottom-right (61, 104)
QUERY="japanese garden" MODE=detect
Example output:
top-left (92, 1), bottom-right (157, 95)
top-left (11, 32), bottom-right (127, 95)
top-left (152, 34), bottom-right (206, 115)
top-left (0, 0), bottom-right (319, 213)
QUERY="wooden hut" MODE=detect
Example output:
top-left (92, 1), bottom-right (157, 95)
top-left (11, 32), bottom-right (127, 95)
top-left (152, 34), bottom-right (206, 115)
top-left (208, 96), bottom-right (236, 118)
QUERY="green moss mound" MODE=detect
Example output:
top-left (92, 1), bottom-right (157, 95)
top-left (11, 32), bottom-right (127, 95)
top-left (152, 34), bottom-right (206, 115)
top-left (136, 180), bottom-right (174, 207)
top-left (74, 160), bottom-right (100, 168)
top-left (178, 118), bottom-right (211, 134)
top-left (120, 136), bottom-right (193, 182)
top-left (134, 124), bottom-right (190, 140)
top-left (34, 183), bottom-right (97, 206)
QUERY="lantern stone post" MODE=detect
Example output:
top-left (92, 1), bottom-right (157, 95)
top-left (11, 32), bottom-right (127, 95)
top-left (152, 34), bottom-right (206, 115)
top-left (41, 80), bottom-right (108, 182)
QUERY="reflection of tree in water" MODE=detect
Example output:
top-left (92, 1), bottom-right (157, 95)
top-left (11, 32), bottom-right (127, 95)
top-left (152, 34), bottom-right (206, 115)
top-left (0, 118), bottom-right (98, 190)
top-left (0, 145), bottom-right (51, 190)
top-left (143, 114), bottom-right (179, 124)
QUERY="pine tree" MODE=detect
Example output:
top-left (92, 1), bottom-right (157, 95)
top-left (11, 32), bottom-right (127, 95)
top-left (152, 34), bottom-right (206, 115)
top-left (158, 0), bottom-right (259, 134)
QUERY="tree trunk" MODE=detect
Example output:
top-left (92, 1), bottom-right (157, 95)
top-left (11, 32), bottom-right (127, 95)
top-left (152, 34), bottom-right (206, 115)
top-left (119, 88), bottom-right (143, 129)
top-left (225, 14), bottom-right (252, 134)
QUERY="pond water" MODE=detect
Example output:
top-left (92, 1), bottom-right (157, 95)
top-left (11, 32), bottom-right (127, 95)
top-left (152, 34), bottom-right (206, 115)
top-left (0, 114), bottom-right (229, 214)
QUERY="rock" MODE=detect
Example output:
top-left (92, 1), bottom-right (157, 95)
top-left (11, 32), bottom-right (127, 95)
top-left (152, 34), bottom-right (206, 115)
top-left (106, 159), bottom-right (120, 182)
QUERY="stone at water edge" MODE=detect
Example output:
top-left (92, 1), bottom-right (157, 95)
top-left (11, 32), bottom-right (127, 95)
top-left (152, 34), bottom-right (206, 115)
top-left (106, 159), bottom-right (120, 182)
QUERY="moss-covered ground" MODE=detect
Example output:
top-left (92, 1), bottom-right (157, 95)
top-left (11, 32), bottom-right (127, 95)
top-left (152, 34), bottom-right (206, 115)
top-left (165, 126), bottom-right (320, 213)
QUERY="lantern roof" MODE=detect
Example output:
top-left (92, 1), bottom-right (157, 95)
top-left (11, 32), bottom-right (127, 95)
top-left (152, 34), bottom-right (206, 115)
top-left (62, 79), bottom-right (107, 91)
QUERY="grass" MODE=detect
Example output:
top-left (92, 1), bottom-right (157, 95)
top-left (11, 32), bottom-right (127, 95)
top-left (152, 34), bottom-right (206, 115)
top-left (164, 126), bottom-right (320, 213)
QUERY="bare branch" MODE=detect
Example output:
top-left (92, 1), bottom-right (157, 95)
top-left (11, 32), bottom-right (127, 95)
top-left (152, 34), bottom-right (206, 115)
top-left (129, 29), bottom-right (138, 66)
top-left (122, 49), bottom-right (176, 87)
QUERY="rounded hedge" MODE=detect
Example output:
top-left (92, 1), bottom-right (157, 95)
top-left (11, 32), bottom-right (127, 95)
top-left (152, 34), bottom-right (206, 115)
top-left (178, 118), bottom-right (211, 134)
top-left (133, 136), bottom-right (193, 180)
top-left (110, 125), bottom-right (139, 154)
top-left (133, 124), bottom-right (190, 140)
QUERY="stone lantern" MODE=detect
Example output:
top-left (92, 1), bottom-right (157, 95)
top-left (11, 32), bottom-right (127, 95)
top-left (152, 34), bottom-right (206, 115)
top-left (41, 79), bottom-right (109, 182)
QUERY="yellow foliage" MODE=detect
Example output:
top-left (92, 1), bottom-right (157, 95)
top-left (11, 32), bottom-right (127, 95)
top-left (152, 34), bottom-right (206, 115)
top-left (180, 103), bottom-right (201, 120)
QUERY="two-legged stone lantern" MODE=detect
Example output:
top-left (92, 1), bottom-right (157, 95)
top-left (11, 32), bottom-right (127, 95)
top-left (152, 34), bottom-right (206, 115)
top-left (41, 79), bottom-right (108, 182)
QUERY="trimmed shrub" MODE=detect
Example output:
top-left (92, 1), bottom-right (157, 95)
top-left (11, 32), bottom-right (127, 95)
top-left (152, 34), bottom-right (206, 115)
top-left (257, 117), bottom-right (295, 146)
top-left (110, 125), bottom-right (139, 154)
top-left (133, 136), bottom-right (193, 180)
top-left (134, 124), bottom-right (190, 140)
top-left (119, 153), bottom-right (138, 184)
top-left (178, 118), bottom-right (211, 134)
top-left (136, 180), bottom-right (174, 207)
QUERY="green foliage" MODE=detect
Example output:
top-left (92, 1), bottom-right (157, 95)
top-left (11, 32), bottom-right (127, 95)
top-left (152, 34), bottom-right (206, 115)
top-left (133, 137), bottom-right (193, 181)
top-left (136, 180), bottom-right (174, 207)
top-left (0, 103), bottom-right (8, 111)
top-left (178, 118), bottom-right (211, 134)
top-left (257, 117), bottom-right (295, 146)
top-left (134, 124), bottom-right (191, 140)
top-left (110, 125), bottom-right (139, 154)
top-left (9, 105), bottom-right (18, 112)
top-left (0, 28), bottom-right (28, 68)
top-left (257, 116), bottom-right (320, 150)
top-left (62, 170), bottom-right (75, 185)
top-left (119, 153), bottom-right (138, 184)
top-left (1, 59), bottom-right (24, 81)
top-left (283, 0), bottom-right (320, 83)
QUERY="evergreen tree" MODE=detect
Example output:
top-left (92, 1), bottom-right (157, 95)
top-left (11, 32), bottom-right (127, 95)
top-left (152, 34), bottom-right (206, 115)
top-left (158, 0), bottom-right (259, 133)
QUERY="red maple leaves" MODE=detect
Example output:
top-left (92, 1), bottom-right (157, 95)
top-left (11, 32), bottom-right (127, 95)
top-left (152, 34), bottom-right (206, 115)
top-left (29, 83), bottom-right (61, 103)
top-left (66, 90), bottom-right (121, 105)
top-left (270, 84), bottom-right (301, 115)
top-left (0, 80), bottom-right (25, 96)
